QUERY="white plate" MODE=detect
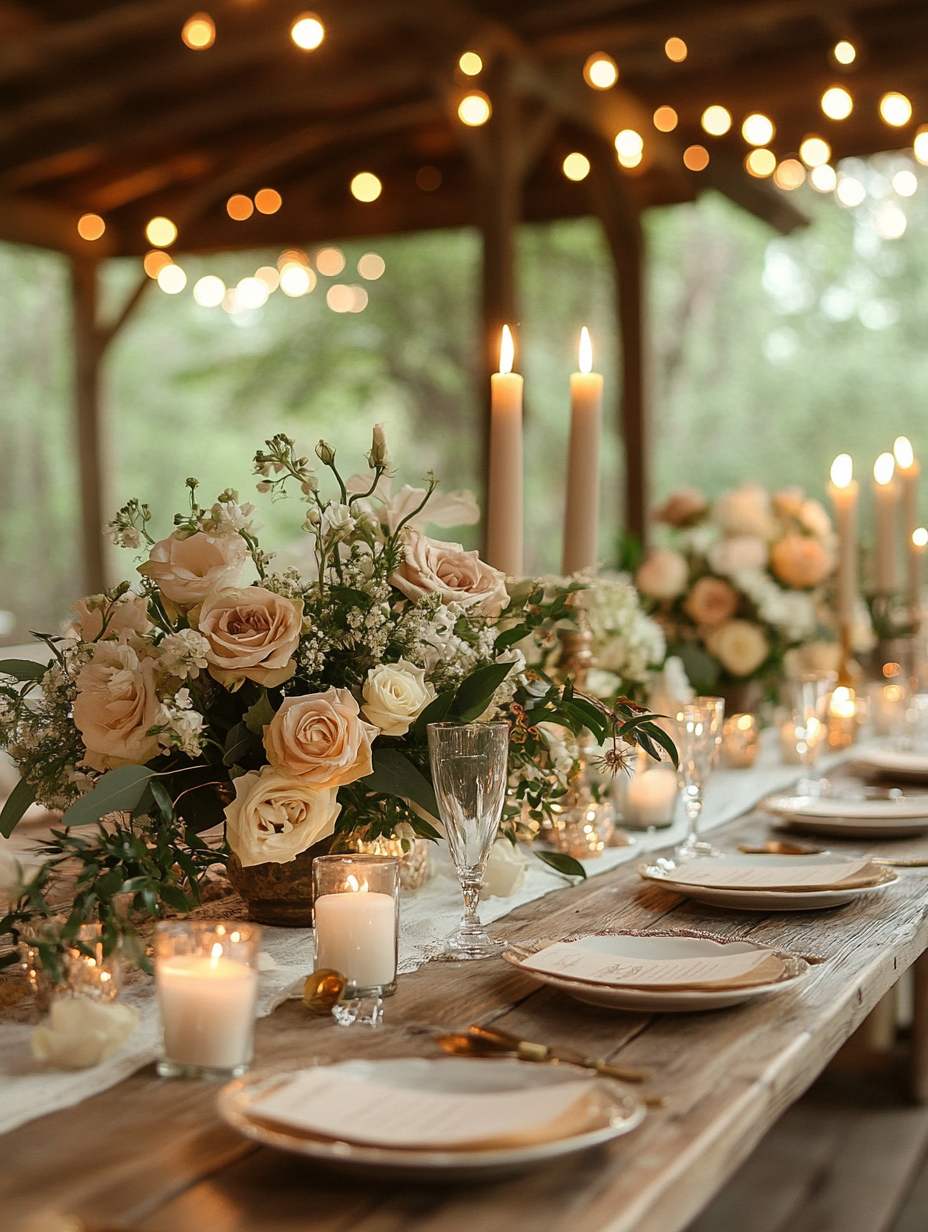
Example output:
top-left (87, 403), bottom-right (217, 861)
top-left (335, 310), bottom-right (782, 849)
top-left (218, 1058), bottom-right (644, 1179)
top-left (504, 932), bottom-right (809, 1012)
top-left (640, 853), bottom-right (897, 911)
top-left (762, 794), bottom-right (928, 838)
top-left (855, 745), bottom-right (928, 780)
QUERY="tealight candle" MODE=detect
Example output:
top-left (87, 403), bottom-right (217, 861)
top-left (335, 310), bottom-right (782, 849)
top-left (722, 713), bottom-right (760, 768)
top-left (154, 922), bottom-right (259, 1079)
top-left (313, 855), bottom-right (399, 996)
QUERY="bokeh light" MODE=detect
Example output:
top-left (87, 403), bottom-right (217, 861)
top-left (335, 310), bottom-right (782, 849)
top-left (683, 144), bottom-right (709, 171)
top-left (226, 194), bottom-right (253, 220)
top-left (836, 175), bottom-right (865, 206)
top-left (809, 164), bottom-right (837, 192)
top-left (327, 284), bottom-right (368, 313)
top-left (821, 86), bottom-right (853, 120)
top-left (236, 277), bottom-right (269, 310)
top-left (291, 12), bottom-right (324, 49)
top-left (614, 129), bottom-right (643, 168)
top-left (799, 135), bottom-right (830, 167)
top-left (701, 105), bottom-right (732, 136)
top-left (182, 12), bottom-right (215, 49)
top-left (880, 92), bottom-right (912, 127)
top-left (254, 188), bottom-right (282, 214)
top-left (742, 114), bottom-right (774, 145)
top-left (774, 158), bottom-right (806, 190)
top-left (157, 263), bottom-right (187, 294)
top-left (315, 247), bottom-right (345, 276)
top-left (562, 152), bottom-right (591, 181)
top-left (350, 172), bottom-right (382, 202)
top-left (745, 148), bottom-right (776, 177)
top-left (914, 126), bottom-right (928, 165)
top-left (193, 275), bottom-right (225, 307)
top-left (458, 91), bottom-right (491, 125)
top-left (255, 266), bottom-right (280, 291)
top-left (458, 51), bottom-right (482, 76)
top-left (892, 169), bottom-right (917, 196)
top-left (664, 37), bottom-right (687, 62)
top-left (875, 203), bottom-right (907, 239)
top-left (833, 40), bottom-right (856, 65)
top-left (143, 249), bottom-right (173, 278)
top-left (358, 252), bottom-right (385, 280)
top-left (653, 105), bottom-right (678, 132)
top-left (77, 213), bottom-right (105, 241)
top-left (145, 216), bottom-right (177, 247)
top-left (583, 53), bottom-right (618, 89)
top-left (280, 264), bottom-right (315, 297)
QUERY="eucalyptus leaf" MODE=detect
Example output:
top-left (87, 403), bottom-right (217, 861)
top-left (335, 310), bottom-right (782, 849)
top-left (61, 765), bottom-right (157, 828)
top-left (0, 659), bottom-right (47, 681)
top-left (0, 776), bottom-right (35, 838)
top-left (360, 748), bottom-right (439, 819)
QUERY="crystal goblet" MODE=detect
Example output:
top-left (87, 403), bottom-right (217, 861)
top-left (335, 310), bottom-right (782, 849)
top-left (674, 697), bottom-right (725, 860)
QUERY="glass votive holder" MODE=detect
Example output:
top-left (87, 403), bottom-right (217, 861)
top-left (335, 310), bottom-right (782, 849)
top-left (827, 685), bottom-right (859, 749)
top-left (154, 921), bottom-right (260, 1081)
top-left (613, 752), bottom-right (678, 829)
top-left (20, 920), bottom-right (122, 1011)
top-left (722, 713), bottom-right (760, 769)
top-left (313, 854), bottom-right (399, 1027)
top-left (867, 680), bottom-right (907, 736)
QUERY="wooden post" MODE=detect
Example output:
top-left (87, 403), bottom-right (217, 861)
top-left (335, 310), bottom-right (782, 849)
top-left (71, 258), bottom-right (107, 596)
top-left (587, 146), bottom-right (649, 549)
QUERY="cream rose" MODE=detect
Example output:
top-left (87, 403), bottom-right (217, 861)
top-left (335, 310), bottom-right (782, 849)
top-left (683, 576), bottom-right (738, 626)
top-left (68, 593), bottom-right (151, 642)
top-left (770, 534), bottom-right (834, 589)
top-left (705, 620), bottom-right (770, 677)
top-left (138, 530), bottom-right (247, 609)
top-left (391, 529), bottom-right (509, 616)
top-left (707, 535), bottom-right (768, 576)
top-left (73, 643), bottom-right (165, 772)
top-left (714, 483), bottom-right (776, 540)
top-left (196, 587), bottom-right (303, 688)
top-left (264, 687), bottom-right (377, 787)
top-left (361, 660), bottom-right (436, 737)
top-left (224, 766), bottom-right (340, 867)
top-left (635, 547), bottom-right (688, 601)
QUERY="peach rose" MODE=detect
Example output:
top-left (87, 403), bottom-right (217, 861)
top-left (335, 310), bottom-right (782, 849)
top-left (708, 535), bottom-right (768, 576)
top-left (73, 643), bottom-right (165, 772)
top-left (195, 587), bottom-right (302, 689)
top-left (635, 548), bottom-right (688, 601)
top-left (264, 687), bottom-right (377, 788)
top-left (224, 766), bottom-right (340, 867)
top-left (683, 576), bottom-right (738, 626)
top-left (68, 593), bottom-right (151, 642)
top-left (705, 620), bottom-right (769, 677)
top-left (654, 487), bottom-right (708, 528)
top-left (391, 530), bottom-right (509, 615)
top-left (770, 534), bottom-right (834, 589)
top-left (714, 483), bottom-right (776, 540)
top-left (772, 487), bottom-right (805, 519)
top-left (138, 530), bottom-right (247, 609)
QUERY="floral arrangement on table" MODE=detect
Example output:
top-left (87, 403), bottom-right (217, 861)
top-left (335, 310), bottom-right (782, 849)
top-left (633, 482), bottom-right (837, 699)
top-left (0, 428), bottom-right (674, 966)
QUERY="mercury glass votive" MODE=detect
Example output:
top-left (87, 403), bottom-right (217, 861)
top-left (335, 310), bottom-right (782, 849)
top-left (721, 713), bottom-right (760, 768)
top-left (154, 921), bottom-right (260, 1081)
top-left (20, 920), bottom-right (122, 1011)
top-left (827, 684), bottom-right (859, 749)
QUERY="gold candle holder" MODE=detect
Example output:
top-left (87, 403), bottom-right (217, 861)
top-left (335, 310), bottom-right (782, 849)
top-left (722, 713), bottom-right (760, 768)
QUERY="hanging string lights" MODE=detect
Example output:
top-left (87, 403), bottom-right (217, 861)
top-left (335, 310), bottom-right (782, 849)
top-left (290, 12), bottom-right (324, 50)
top-left (701, 105), bottom-right (732, 136)
top-left (182, 12), bottom-right (215, 49)
top-left (880, 91), bottom-right (912, 126)
top-left (583, 53), bottom-right (617, 89)
top-left (458, 91), bottom-right (491, 125)
top-left (821, 86), bottom-right (853, 119)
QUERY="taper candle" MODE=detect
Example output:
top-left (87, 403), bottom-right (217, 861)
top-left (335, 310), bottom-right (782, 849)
top-left (562, 327), bottom-right (603, 576)
top-left (912, 527), bottom-right (928, 622)
top-left (873, 451), bottom-right (900, 594)
top-left (827, 453), bottom-right (858, 628)
top-left (895, 437), bottom-right (921, 613)
top-left (486, 325), bottom-right (523, 577)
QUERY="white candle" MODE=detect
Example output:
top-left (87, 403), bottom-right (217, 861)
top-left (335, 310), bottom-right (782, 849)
top-left (562, 327), bottom-right (603, 576)
top-left (827, 453), bottom-right (858, 629)
top-left (157, 948), bottom-right (258, 1071)
top-left (912, 528), bottom-right (928, 621)
top-left (622, 765), bottom-right (678, 827)
top-left (314, 882), bottom-right (397, 990)
top-left (895, 437), bottom-right (921, 612)
top-left (873, 451), bottom-right (900, 594)
top-left (486, 324), bottom-right (523, 577)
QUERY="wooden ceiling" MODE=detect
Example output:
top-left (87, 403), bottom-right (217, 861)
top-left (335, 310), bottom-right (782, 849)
top-left (0, 0), bottom-right (926, 260)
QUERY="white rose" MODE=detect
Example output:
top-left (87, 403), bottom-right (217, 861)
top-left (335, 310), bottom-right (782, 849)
top-left (31, 997), bottom-right (139, 1070)
top-left (361, 659), bottom-right (436, 737)
top-left (635, 548), bottom-right (688, 601)
top-left (320, 503), bottom-right (356, 539)
top-left (224, 766), bottom-right (341, 867)
top-left (480, 838), bottom-right (528, 898)
top-left (708, 535), bottom-right (769, 576)
top-left (705, 620), bottom-right (770, 677)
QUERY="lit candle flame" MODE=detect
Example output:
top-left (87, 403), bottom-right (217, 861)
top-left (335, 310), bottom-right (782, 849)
top-left (830, 453), bottom-right (853, 488)
top-left (578, 326), bottom-right (592, 373)
top-left (894, 435), bottom-right (915, 469)
top-left (346, 874), bottom-right (359, 892)
top-left (210, 942), bottom-right (223, 968)
top-left (874, 452), bottom-right (895, 485)
top-left (914, 527), bottom-right (928, 548)
top-left (499, 324), bottom-right (514, 374)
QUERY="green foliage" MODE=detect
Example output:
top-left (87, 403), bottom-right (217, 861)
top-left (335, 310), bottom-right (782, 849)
top-left (60, 765), bottom-right (157, 827)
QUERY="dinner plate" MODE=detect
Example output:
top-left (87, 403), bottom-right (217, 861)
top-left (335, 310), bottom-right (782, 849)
top-left (218, 1057), bottom-right (645, 1179)
top-left (503, 932), bottom-right (809, 1012)
top-left (854, 744), bottom-right (928, 781)
top-left (762, 793), bottom-right (928, 838)
top-left (639, 853), bottom-right (897, 911)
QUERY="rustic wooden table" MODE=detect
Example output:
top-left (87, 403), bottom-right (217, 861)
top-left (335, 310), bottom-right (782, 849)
top-left (5, 783), bottom-right (928, 1232)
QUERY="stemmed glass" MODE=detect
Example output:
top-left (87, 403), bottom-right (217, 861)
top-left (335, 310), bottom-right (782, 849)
top-left (674, 697), bottom-right (725, 860)
top-left (427, 721), bottom-right (509, 960)
top-left (788, 671), bottom-right (836, 766)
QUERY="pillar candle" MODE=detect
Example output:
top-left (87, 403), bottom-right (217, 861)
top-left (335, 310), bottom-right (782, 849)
top-left (156, 949), bottom-right (258, 1071)
top-left (873, 452), bottom-right (900, 594)
top-left (486, 324), bottom-right (523, 577)
top-left (314, 887), bottom-right (397, 990)
top-left (562, 326), bottom-right (603, 576)
top-left (827, 453), bottom-right (858, 629)
top-left (895, 437), bottom-right (921, 612)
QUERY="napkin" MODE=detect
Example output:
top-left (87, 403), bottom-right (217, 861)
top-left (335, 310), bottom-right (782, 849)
top-left (519, 940), bottom-right (787, 992)
top-left (648, 858), bottom-right (887, 893)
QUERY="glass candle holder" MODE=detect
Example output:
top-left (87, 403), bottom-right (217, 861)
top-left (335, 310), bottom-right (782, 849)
top-left (154, 921), bottom-right (260, 1081)
top-left (827, 684), bottom-right (859, 749)
top-left (313, 854), bottom-right (399, 1026)
top-left (613, 752), bottom-right (678, 829)
top-left (20, 920), bottom-right (122, 1011)
top-left (722, 713), bottom-right (760, 768)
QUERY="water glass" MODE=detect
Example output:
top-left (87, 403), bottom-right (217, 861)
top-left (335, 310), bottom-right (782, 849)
top-left (787, 671), bottom-right (836, 765)
top-left (674, 697), bottom-right (725, 859)
top-left (428, 721), bottom-right (509, 959)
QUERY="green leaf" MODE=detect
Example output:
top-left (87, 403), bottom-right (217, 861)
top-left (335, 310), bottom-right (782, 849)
top-left (0, 776), bottom-right (35, 838)
top-left (150, 778), bottom-right (177, 823)
top-left (642, 723), bottom-right (679, 769)
top-left (451, 662), bottom-right (513, 723)
top-left (174, 783), bottom-right (227, 831)
top-left (223, 721), bottom-right (258, 766)
top-left (0, 659), bottom-right (47, 681)
top-left (61, 765), bottom-right (157, 828)
top-left (95, 871), bottom-right (125, 899)
top-left (534, 850), bottom-right (587, 880)
top-left (494, 623), bottom-right (530, 652)
top-left (410, 689), bottom-right (455, 740)
top-left (360, 748), bottom-right (439, 819)
top-left (159, 882), bottom-right (193, 912)
top-left (244, 690), bottom-right (276, 735)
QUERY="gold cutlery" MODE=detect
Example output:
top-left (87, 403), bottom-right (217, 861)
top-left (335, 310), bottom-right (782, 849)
top-left (435, 1024), bottom-right (649, 1084)
top-left (738, 840), bottom-right (928, 867)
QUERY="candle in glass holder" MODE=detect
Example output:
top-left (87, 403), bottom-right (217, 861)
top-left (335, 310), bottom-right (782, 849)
top-left (155, 922), bottom-right (259, 1079)
top-left (722, 713), bottom-right (760, 768)
top-left (827, 684), bottom-right (859, 749)
top-left (313, 855), bottom-right (399, 996)
top-left (486, 324), bottom-right (523, 577)
top-left (873, 451), bottom-right (900, 594)
top-left (617, 756), bottom-right (678, 828)
top-left (562, 327), bottom-right (603, 576)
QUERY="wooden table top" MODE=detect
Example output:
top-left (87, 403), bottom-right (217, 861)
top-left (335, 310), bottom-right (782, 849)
top-left (5, 777), bottom-right (928, 1232)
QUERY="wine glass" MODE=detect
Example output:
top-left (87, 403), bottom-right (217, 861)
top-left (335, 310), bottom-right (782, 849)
top-left (674, 697), bottom-right (725, 860)
top-left (788, 671), bottom-right (836, 766)
top-left (427, 721), bottom-right (509, 960)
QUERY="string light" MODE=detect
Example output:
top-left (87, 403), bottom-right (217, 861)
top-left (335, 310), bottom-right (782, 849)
top-left (701, 105), bottom-right (732, 136)
top-left (833, 40), bottom-right (856, 65)
top-left (277, 248), bottom-right (308, 270)
top-left (157, 263), bottom-right (186, 294)
top-left (742, 113), bottom-right (774, 145)
top-left (614, 129), bottom-right (643, 168)
top-left (583, 53), bottom-right (618, 89)
top-left (226, 194), bottom-right (253, 220)
top-left (683, 144), bottom-right (709, 171)
top-left (893, 169), bottom-right (918, 197)
top-left (236, 276), bottom-right (269, 310)
top-left (143, 250), bottom-right (172, 278)
top-left (254, 188), bottom-right (282, 214)
top-left (836, 175), bottom-right (865, 206)
top-left (821, 86), bottom-right (853, 120)
top-left (280, 264), bottom-right (315, 296)
top-left (358, 252), bottom-right (385, 280)
top-left (914, 126), bottom-right (928, 165)
top-left (653, 105), bottom-right (678, 132)
top-left (562, 152), bottom-right (591, 181)
top-left (255, 266), bottom-right (280, 291)
top-left (193, 275), bottom-right (225, 307)
top-left (458, 51), bottom-right (482, 76)
top-left (880, 92), bottom-right (912, 127)
top-left (810, 164), bottom-right (837, 192)
top-left (77, 213), bottom-right (105, 241)
top-left (745, 148), bottom-right (776, 178)
top-left (799, 135), bottom-right (830, 167)
top-left (182, 12), bottom-right (215, 49)
top-left (458, 91), bottom-right (491, 125)
top-left (664, 37), bottom-right (687, 62)
top-left (774, 158), bottom-right (806, 190)
top-left (350, 172), bottom-right (382, 202)
top-left (145, 216), bottom-right (177, 247)
top-left (290, 12), bottom-right (324, 49)
top-left (327, 284), bottom-right (367, 313)
top-left (315, 247), bottom-right (345, 276)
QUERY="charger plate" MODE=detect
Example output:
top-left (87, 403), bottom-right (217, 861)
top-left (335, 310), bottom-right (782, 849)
top-left (763, 793), bottom-right (928, 838)
top-left (504, 932), bottom-right (809, 1012)
top-left (218, 1057), bottom-right (645, 1180)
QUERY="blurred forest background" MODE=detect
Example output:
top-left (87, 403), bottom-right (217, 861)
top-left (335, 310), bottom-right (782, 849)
top-left (1, 150), bottom-right (927, 641)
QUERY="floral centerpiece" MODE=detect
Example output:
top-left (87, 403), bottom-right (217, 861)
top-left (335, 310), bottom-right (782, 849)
top-left (0, 429), bottom-right (673, 958)
top-left (634, 482), bottom-right (837, 702)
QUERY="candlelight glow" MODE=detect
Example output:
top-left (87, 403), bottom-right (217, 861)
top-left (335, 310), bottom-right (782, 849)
top-left (774, 158), bottom-right (806, 189)
top-left (583, 53), bottom-right (618, 89)
top-left (701, 105), bottom-right (732, 136)
top-left (914, 528), bottom-right (928, 548)
top-left (210, 942), bottom-right (222, 967)
top-left (459, 51), bottom-right (482, 76)
top-left (350, 172), bottom-right (382, 202)
top-left (499, 324), bottom-right (514, 374)
top-left (77, 213), bottom-right (105, 240)
top-left (833, 40), bottom-right (856, 65)
top-left (291, 12), bottom-right (324, 49)
top-left (830, 685), bottom-right (857, 719)
top-left (182, 12), bottom-right (215, 49)
top-left (579, 327), bottom-right (592, 373)
top-left (880, 92), bottom-right (912, 127)
top-left (894, 436), bottom-right (915, 469)
top-left (664, 37), bottom-right (687, 62)
top-left (830, 453), bottom-right (853, 488)
top-left (874, 452), bottom-right (896, 485)
top-left (653, 105), bottom-right (678, 132)
top-left (800, 136), bottom-right (830, 167)
top-left (145, 216), bottom-right (177, 247)
top-left (226, 193), bottom-right (253, 220)
top-left (822, 86), bottom-right (853, 120)
top-left (458, 91), bottom-right (491, 125)
top-left (562, 152), bottom-right (591, 181)
top-left (742, 113), bottom-right (774, 145)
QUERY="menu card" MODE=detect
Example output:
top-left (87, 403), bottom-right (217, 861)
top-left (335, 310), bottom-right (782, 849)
top-left (521, 940), bottom-right (780, 989)
top-left (656, 859), bottom-right (874, 891)
top-left (254, 1065), bottom-right (598, 1149)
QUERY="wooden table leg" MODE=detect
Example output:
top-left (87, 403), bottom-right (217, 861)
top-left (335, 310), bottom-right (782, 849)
top-left (910, 951), bottom-right (928, 1103)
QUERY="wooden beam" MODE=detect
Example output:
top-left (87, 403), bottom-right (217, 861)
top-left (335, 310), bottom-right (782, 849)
top-left (702, 155), bottom-right (808, 235)
top-left (0, 194), bottom-right (117, 258)
top-left (71, 259), bottom-right (107, 597)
